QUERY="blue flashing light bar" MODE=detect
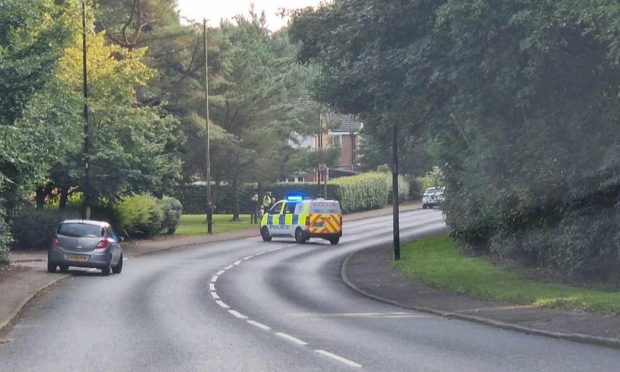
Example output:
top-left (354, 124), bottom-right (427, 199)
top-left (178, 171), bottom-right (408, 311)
top-left (286, 194), bottom-right (305, 202)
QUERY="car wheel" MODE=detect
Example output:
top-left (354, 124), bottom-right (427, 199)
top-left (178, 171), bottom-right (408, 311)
top-left (47, 262), bottom-right (57, 273)
top-left (329, 237), bottom-right (340, 245)
top-left (112, 254), bottom-right (123, 274)
top-left (422, 204), bottom-right (427, 209)
top-left (260, 226), bottom-right (272, 242)
top-left (59, 265), bottom-right (69, 273)
top-left (295, 227), bottom-right (306, 244)
top-left (101, 260), bottom-right (111, 276)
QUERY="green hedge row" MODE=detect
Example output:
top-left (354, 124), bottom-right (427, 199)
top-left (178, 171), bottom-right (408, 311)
top-left (10, 195), bottom-right (183, 250)
top-left (176, 172), bottom-right (410, 215)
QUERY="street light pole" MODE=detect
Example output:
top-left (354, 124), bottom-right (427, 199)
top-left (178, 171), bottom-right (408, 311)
top-left (81, 0), bottom-right (91, 220)
top-left (392, 123), bottom-right (401, 260)
top-left (203, 19), bottom-right (213, 234)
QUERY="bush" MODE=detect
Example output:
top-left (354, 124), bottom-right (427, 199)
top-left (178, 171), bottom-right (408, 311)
top-left (117, 195), bottom-right (164, 238)
top-left (158, 196), bottom-right (183, 235)
top-left (11, 206), bottom-right (79, 250)
top-left (0, 216), bottom-right (12, 263)
top-left (331, 172), bottom-right (388, 212)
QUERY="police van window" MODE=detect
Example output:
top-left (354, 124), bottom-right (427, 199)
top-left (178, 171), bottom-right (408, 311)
top-left (286, 202), bottom-right (297, 214)
top-left (269, 201), bottom-right (284, 215)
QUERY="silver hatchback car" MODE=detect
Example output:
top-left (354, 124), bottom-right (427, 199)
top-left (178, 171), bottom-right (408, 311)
top-left (47, 220), bottom-right (123, 276)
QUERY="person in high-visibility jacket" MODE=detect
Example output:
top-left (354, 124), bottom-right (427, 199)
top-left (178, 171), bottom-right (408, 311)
top-left (260, 195), bottom-right (342, 245)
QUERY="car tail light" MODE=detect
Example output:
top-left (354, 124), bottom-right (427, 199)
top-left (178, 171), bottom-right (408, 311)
top-left (306, 214), bottom-right (312, 227)
top-left (51, 236), bottom-right (62, 249)
top-left (95, 239), bottom-right (110, 250)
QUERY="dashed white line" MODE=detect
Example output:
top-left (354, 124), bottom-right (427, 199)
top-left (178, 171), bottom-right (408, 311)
top-left (314, 350), bottom-right (362, 368)
top-left (247, 320), bottom-right (271, 331)
top-left (216, 300), bottom-right (230, 309)
top-left (210, 291), bottom-right (220, 300)
top-left (243, 255), bottom-right (253, 261)
top-left (211, 275), bottom-right (218, 283)
top-left (224, 265), bottom-right (234, 270)
top-left (233, 260), bottom-right (242, 266)
top-left (216, 270), bottom-right (225, 276)
top-left (229, 310), bottom-right (248, 319)
top-left (275, 332), bottom-right (307, 345)
top-left (209, 283), bottom-right (216, 291)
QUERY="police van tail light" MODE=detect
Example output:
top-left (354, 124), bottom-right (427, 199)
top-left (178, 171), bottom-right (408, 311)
top-left (340, 215), bottom-right (343, 228)
top-left (306, 214), bottom-right (312, 227)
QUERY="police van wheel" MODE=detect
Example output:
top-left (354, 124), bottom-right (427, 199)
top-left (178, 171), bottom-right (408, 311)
top-left (295, 227), bottom-right (306, 244)
top-left (261, 226), bottom-right (272, 242)
top-left (329, 237), bottom-right (340, 245)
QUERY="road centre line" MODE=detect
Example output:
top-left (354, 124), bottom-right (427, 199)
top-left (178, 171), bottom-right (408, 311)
top-left (247, 320), bottom-right (271, 331)
top-left (228, 310), bottom-right (248, 319)
top-left (275, 332), bottom-right (307, 346)
top-left (216, 300), bottom-right (230, 309)
top-left (212, 247), bottom-right (362, 369)
top-left (314, 350), bottom-right (362, 368)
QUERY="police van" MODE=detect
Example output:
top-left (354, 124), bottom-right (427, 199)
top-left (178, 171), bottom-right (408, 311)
top-left (260, 196), bottom-right (342, 245)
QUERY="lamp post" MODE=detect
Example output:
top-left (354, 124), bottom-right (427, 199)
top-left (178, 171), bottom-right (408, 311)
top-left (203, 19), bottom-right (213, 234)
top-left (392, 123), bottom-right (400, 260)
top-left (81, 0), bottom-right (91, 220)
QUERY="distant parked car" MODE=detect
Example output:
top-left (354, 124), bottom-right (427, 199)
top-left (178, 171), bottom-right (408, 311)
top-left (48, 220), bottom-right (123, 276)
top-left (422, 187), bottom-right (445, 209)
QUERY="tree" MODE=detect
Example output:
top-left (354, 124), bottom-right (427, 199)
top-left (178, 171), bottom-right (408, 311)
top-left (289, 0), bottom-right (620, 281)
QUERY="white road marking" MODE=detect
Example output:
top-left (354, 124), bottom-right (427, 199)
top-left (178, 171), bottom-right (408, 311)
top-left (233, 260), bottom-right (242, 266)
top-left (243, 255), bottom-right (253, 261)
top-left (209, 283), bottom-right (216, 291)
top-left (211, 275), bottom-right (218, 283)
top-left (247, 320), bottom-right (271, 331)
top-left (123, 258), bottom-right (128, 261)
top-left (216, 270), bottom-right (225, 276)
top-left (216, 300), bottom-right (230, 309)
top-left (275, 332), bottom-right (307, 345)
top-left (314, 350), bottom-right (362, 368)
top-left (210, 291), bottom-right (220, 300)
top-left (229, 310), bottom-right (248, 319)
top-left (224, 265), bottom-right (234, 270)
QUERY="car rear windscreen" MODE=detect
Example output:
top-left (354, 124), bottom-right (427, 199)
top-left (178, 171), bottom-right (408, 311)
top-left (58, 223), bottom-right (104, 238)
top-left (310, 201), bottom-right (341, 214)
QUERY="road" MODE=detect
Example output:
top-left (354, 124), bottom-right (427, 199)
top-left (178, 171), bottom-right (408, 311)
top-left (1, 209), bottom-right (619, 371)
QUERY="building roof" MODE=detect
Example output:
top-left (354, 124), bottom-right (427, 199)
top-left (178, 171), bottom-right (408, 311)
top-left (325, 112), bottom-right (363, 133)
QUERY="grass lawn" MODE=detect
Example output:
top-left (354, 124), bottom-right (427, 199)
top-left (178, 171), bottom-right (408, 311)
top-left (176, 214), bottom-right (257, 236)
top-left (395, 234), bottom-right (620, 315)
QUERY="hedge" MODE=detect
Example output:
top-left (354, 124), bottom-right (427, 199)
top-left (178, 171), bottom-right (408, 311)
top-left (176, 172), bottom-right (409, 215)
top-left (11, 207), bottom-right (79, 250)
top-left (330, 172), bottom-right (389, 212)
top-left (0, 216), bottom-right (12, 263)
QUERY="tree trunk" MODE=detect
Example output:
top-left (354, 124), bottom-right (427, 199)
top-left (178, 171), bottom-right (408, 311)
top-left (232, 175), bottom-right (240, 222)
top-left (58, 187), bottom-right (69, 211)
top-left (35, 186), bottom-right (47, 209)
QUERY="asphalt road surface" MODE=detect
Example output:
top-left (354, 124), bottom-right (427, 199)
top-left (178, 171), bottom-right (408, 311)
top-left (1, 209), bottom-right (619, 371)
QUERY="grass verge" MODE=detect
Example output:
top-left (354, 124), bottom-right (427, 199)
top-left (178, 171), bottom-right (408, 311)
top-left (395, 234), bottom-right (620, 315)
top-left (176, 214), bottom-right (257, 236)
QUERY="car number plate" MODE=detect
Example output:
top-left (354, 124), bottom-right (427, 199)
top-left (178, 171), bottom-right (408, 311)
top-left (67, 255), bottom-right (88, 262)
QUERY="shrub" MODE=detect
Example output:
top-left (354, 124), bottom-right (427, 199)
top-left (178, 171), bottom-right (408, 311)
top-left (11, 206), bottom-right (79, 250)
top-left (331, 172), bottom-right (388, 212)
top-left (158, 196), bottom-right (183, 235)
top-left (117, 195), bottom-right (164, 238)
top-left (0, 216), bottom-right (12, 263)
